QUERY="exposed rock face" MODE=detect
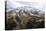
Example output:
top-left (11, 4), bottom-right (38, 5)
top-left (5, 6), bottom-right (45, 30)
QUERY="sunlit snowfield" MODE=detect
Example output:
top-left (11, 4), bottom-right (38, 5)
top-left (5, 0), bottom-right (45, 30)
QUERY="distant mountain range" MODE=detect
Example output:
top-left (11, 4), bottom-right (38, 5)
top-left (6, 6), bottom-right (44, 17)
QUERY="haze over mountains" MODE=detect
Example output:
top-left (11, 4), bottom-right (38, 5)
top-left (6, 0), bottom-right (45, 11)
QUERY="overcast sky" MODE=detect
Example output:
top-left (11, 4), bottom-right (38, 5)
top-left (6, 0), bottom-right (46, 11)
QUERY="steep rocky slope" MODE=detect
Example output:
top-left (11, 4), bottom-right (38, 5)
top-left (5, 6), bottom-right (45, 30)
